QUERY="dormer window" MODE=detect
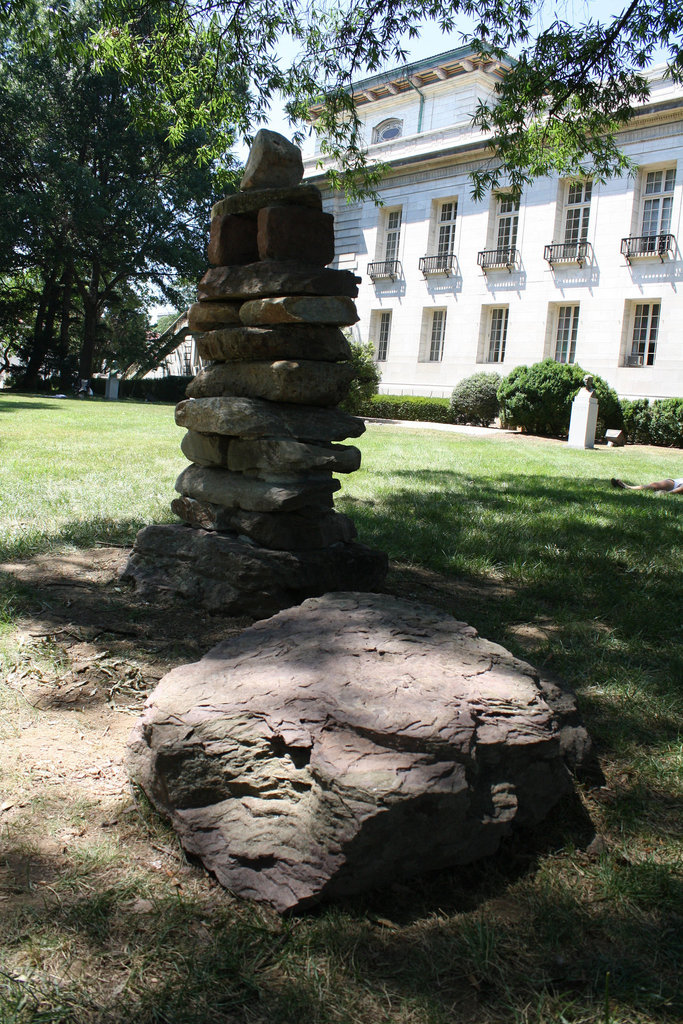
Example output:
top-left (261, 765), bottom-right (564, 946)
top-left (372, 119), bottom-right (402, 144)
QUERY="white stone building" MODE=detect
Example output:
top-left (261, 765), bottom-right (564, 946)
top-left (302, 46), bottom-right (683, 400)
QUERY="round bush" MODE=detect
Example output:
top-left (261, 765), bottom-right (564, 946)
top-left (449, 372), bottom-right (502, 426)
top-left (497, 360), bottom-right (622, 437)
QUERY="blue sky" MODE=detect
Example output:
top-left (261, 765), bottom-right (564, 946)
top-left (234, 1), bottom-right (653, 158)
top-left (155, 3), bottom-right (668, 315)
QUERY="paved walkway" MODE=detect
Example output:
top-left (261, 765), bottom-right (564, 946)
top-left (363, 417), bottom-right (520, 438)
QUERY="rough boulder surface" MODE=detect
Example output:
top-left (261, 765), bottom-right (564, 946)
top-left (128, 593), bottom-right (590, 913)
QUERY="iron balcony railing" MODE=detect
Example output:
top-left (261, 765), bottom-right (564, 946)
top-left (367, 259), bottom-right (402, 281)
top-left (477, 247), bottom-right (520, 272)
top-left (419, 253), bottom-right (458, 276)
top-left (620, 234), bottom-right (675, 263)
top-left (544, 241), bottom-right (593, 266)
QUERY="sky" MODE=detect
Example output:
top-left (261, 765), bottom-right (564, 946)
top-left (233, 1), bottom-right (635, 160)
top-left (155, 2), bottom-right (663, 316)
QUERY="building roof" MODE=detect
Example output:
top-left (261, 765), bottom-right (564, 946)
top-left (309, 45), bottom-right (512, 115)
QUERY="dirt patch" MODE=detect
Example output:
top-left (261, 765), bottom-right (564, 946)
top-left (0, 547), bottom-right (257, 908)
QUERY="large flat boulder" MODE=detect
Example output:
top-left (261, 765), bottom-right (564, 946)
top-left (185, 359), bottom-right (354, 407)
top-left (211, 184), bottom-right (322, 220)
top-left (175, 397), bottom-right (366, 442)
top-left (198, 263), bottom-right (360, 301)
top-left (122, 528), bottom-right (388, 615)
top-left (171, 497), bottom-right (357, 549)
top-left (239, 295), bottom-right (359, 327)
top-left (195, 325), bottom-right (351, 363)
top-left (127, 592), bottom-right (590, 913)
top-left (257, 206), bottom-right (335, 265)
top-left (188, 301), bottom-right (243, 332)
top-left (175, 464), bottom-right (340, 511)
top-left (180, 431), bottom-right (360, 475)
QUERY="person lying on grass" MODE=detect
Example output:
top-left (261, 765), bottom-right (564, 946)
top-left (611, 476), bottom-right (683, 493)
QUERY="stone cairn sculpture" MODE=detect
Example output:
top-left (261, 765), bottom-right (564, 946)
top-left (124, 131), bottom-right (387, 615)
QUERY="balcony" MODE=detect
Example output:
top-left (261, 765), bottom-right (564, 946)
top-left (419, 253), bottom-right (458, 277)
top-left (620, 234), bottom-right (675, 263)
top-left (544, 241), bottom-right (593, 267)
top-left (477, 247), bottom-right (520, 272)
top-left (367, 259), bottom-right (402, 281)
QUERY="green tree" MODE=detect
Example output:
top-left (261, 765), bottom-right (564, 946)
top-left (0, 0), bottom-right (234, 388)
top-left (81, 1), bottom-right (683, 199)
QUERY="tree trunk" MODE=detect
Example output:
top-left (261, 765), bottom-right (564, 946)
top-left (21, 270), bottom-right (60, 390)
top-left (57, 261), bottom-right (75, 391)
top-left (78, 263), bottom-right (100, 381)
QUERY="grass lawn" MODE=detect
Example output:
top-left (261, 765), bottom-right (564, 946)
top-left (0, 393), bottom-right (681, 1024)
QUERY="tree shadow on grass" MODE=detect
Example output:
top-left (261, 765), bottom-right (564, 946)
top-left (0, 397), bottom-right (62, 412)
top-left (1, 788), bottom-right (680, 1024)
top-left (342, 468), bottom-right (681, 692)
top-left (2, 473), bottom-right (680, 747)
top-left (1, 477), bottom-right (681, 1021)
top-left (0, 513), bottom-right (167, 564)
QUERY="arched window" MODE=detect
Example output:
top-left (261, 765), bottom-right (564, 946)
top-left (372, 119), bottom-right (402, 144)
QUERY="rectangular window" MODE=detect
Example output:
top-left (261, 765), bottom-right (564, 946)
top-left (564, 180), bottom-right (592, 244)
top-left (384, 209), bottom-right (402, 261)
top-left (630, 302), bottom-right (660, 366)
top-left (641, 168), bottom-right (675, 239)
top-left (555, 305), bottom-right (579, 363)
top-left (181, 341), bottom-right (193, 375)
top-left (496, 195), bottom-right (519, 252)
top-left (487, 308), bottom-right (508, 362)
top-left (428, 309), bottom-right (446, 362)
top-left (436, 201), bottom-right (457, 256)
top-left (376, 311), bottom-right (391, 361)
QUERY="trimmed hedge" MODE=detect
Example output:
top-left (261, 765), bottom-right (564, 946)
top-left (364, 394), bottom-right (453, 423)
top-left (90, 375), bottom-right (193, 403)
top-left (622, 397), bottom-right (683, 447)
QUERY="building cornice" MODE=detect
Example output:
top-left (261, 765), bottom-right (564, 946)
top-left (304, 96), bottom-right (683, 191)
top-left (308, 45), bottom-right (512, 116)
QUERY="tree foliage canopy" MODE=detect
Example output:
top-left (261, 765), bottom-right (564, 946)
top-left (66, 0), bottom-right (683, 198)
top-left (0, 0), bottom-right (232, 386)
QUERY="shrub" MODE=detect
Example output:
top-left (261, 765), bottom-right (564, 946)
top-left (497, 360), bottom-right (622, 437)
top-left (649, 398), bottom-right (683, 447)
top-left (364, 394), bottom-right (452, 422)
top-left (620, 398), bottom-right (683, 447)
top-left (89, 375), bottom-right (192, 402)
top-left (123, 375), bottom-right (194, 403)
top-left (621, 398), bottom-right (653, 444)
top-left (339, 341), bottom-right (382, 415)
top-left (449, 372), bottom-right (502, 426)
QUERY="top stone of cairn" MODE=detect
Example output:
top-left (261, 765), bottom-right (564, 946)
top-left (240, 129), bottom-right (304, 191)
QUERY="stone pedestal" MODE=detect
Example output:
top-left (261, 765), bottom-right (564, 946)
top-left (124, 130), bottom-right (387, 614)
top-left (568, 375), bottom-right (599, 449)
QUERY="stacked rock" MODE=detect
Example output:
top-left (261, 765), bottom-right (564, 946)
top-left (123, 131), bottom-right (388, 616)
